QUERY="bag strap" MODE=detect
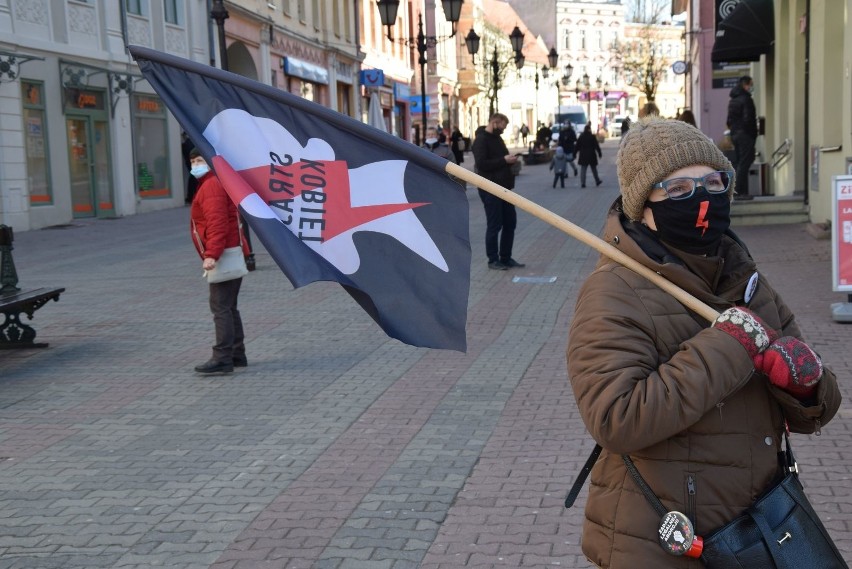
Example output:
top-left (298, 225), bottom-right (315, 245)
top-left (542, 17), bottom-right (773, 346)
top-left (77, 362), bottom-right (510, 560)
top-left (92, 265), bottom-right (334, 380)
top-left (621, 455), bottom-right (668, 518)
top-left (564, 444), bottom-right (602, 508)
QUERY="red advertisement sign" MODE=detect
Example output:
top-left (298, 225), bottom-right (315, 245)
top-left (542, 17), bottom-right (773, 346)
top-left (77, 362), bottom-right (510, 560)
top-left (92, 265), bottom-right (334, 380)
top-left (833, 176), bottom-right (852, 291)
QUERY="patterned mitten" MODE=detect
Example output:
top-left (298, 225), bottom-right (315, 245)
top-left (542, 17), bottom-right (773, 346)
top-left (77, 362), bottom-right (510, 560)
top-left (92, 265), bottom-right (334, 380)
top-left (711, 307), bottom-right (777, 358)
top-left (753, 337), bottom-right (823, 398)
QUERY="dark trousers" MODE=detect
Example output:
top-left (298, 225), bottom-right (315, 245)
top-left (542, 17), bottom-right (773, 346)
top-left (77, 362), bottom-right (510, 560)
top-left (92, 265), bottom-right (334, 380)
top-left (209, 277), bottom-right (244, 363)
top-left (580, 164), bottom-right (600, 186)
top-left (552, 173), bottom-right (565, 188)
top-left (732, 131), bottom-right (756, 195)
top-left (478, 189), bottom-right (517, 263)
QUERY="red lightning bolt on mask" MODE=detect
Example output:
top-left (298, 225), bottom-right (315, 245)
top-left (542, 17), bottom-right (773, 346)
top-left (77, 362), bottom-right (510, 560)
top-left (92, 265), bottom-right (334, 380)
top-left (695, 200), bottom-right (710, 236)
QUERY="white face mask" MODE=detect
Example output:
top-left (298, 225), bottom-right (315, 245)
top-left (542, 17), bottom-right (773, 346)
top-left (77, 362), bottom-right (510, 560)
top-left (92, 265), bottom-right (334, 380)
top-left (425, 137), bottom-right (438, 146)
top-left (190, 164), bottom-right (210, 178)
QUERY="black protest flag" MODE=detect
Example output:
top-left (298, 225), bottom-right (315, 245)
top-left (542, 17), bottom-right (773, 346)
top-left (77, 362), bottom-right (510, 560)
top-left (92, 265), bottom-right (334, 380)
top-left (130, 46), bottom-right (470, 351)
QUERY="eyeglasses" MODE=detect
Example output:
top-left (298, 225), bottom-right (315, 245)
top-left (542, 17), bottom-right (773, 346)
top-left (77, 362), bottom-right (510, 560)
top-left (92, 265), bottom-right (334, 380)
top-left (651, 170), bottom-right (734, 200)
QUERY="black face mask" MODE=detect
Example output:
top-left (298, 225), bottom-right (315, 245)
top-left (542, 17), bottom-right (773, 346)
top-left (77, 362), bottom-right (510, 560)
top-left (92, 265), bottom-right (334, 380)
top-left (492, 126), bottom-right (505, 136)
top-left (645, 189), bottom-right (731, 254)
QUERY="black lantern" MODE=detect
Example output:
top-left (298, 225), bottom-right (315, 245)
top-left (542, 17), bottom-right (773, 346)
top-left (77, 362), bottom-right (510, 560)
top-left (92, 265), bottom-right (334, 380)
top-left (376, 0), bottom-right (401, 40)
top-left (441, 0), bottom-right (463, 34)
top-left (547, 47), bottom-right (558, 69)
top-left (465, 28), bottom-right (481, 62)
top-left (514, 52), bottom-right (525, 70)
top-left (541, 66), bottom-right (549, 79)
top-left (509, 26), bottom-right (525, 53)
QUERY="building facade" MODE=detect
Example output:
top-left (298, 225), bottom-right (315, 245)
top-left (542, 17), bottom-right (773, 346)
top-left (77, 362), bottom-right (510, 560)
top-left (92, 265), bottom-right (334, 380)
top-left (683, 0), bottom-right (851, 227)
top-left (0, 0), bottom-right (550, 231)
top-left (0, 0), bottom-right (361, 232)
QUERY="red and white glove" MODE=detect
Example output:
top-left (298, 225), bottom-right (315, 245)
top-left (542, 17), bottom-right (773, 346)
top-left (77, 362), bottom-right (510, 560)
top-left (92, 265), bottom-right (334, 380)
top-left (753, 337), bottom-right (823, 398)
top-left (711, 307), bottom-right (777, 358)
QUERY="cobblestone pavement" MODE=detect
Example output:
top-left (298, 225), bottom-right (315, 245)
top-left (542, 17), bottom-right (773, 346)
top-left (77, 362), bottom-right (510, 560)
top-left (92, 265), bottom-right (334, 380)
top-left (1, 140), bottom-right (850, 568)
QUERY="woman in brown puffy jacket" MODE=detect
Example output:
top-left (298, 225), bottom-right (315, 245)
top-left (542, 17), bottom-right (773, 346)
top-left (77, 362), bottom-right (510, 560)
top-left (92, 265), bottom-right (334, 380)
top-left (566, 117), bottom-right (841, 568)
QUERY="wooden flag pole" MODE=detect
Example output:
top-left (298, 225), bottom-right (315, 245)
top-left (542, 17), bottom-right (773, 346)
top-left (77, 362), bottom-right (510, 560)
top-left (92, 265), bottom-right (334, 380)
top-left (445, 162), bottom-right (721, 323)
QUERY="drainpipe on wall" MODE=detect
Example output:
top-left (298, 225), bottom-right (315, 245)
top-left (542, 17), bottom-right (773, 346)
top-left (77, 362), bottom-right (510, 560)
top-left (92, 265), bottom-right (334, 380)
top-left (207, 0), bottom-right (216, 68)
top-left (119, 0), bottom-right (128, 49)
top-left (803, 0), bottom-right (810, 206)
top-left (354, 0), bottom-right (362, 121)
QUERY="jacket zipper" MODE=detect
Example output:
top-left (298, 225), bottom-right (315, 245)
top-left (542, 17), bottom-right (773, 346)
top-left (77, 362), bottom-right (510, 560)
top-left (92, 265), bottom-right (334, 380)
top-left (687, 474), bottom-right (697, 529)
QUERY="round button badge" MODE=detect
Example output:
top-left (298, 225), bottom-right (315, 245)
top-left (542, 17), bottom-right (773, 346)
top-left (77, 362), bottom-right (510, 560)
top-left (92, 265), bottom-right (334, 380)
top-left (659, 511), bottom-right (703, 558)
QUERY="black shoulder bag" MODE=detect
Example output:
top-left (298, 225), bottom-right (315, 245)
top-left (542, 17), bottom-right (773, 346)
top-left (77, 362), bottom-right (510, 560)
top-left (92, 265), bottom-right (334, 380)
top-left (618, 432), bottom-right (849, 568)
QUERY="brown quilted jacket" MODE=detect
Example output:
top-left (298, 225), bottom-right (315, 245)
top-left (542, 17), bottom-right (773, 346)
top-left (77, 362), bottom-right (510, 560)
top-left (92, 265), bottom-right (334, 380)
top-left (566, 201), bottom-right (841, 568)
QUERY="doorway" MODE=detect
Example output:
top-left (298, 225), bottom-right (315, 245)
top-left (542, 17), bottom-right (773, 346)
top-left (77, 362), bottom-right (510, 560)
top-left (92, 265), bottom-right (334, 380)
top-left (66, 114), bottom-right (114, 218)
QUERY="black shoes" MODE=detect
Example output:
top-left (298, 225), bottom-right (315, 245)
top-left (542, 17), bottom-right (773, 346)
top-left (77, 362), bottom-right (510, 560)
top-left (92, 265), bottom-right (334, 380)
top-left (596, 179), bottom-right (603, 186)
top-left (194, 359), bottom-right (234, 374)
top-left (489, 258), bottom-right (525, 270)
top-left (233, 356), bottom-right (248, 368)
top-left (245, 255), bottom-right (256, 272)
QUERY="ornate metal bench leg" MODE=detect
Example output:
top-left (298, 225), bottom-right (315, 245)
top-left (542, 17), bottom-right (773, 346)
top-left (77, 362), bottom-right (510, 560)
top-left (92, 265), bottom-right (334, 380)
top-left (0, 311), bottom-right (46, 348)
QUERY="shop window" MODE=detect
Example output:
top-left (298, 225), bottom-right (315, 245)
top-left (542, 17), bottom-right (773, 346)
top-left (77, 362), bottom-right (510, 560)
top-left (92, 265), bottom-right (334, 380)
top-left (131, 94), bottom-right (171, 199)
top-left (22, 81), bottom-right (52, 206)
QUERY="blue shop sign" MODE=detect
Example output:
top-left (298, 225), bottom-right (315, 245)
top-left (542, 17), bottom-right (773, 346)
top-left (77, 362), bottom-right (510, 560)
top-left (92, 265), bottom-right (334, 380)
top-left (394, 82), bottom-right (410, 99)
top-left (359, 69), bottom-right (385, 87)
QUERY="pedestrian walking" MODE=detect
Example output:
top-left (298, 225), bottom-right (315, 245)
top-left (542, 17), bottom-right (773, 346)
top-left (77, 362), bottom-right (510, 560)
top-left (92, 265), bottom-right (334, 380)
top-left (450, 126), bottom-right (465, 164)
top-left (520, 123), bottom-right (529, 146)
top-left (424, 126), bottom-right (455, 163)
top-left (727, 75), bottom-right (758, 197)
top-left (566, 117), bottom-right (842, 568)
top-left (549, 146), bottom-right (569, 188)
top-left (575, 123), bottom-right (602, 187)
top-left (472, 113), bottom-right (524, 271)
top-left (557, 124), bottom-right (579, 176)
top-left (180, 132), bottom-right (198, 204)
top-left (189, 148), bottom-right (249, 375)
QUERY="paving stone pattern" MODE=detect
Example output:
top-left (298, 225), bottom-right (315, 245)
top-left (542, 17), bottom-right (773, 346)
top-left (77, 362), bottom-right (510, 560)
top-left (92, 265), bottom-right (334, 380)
top-left (0, 141), bottom-right (849, 568)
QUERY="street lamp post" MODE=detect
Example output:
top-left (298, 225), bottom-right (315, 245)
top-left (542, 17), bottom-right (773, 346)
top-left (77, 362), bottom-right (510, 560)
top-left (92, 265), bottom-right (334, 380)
top-left (560, 62), bottom-right (573, 120)
top-left (376, 0), bottom-right (463, 142)
top-left (210, 0), bottom-right (229, 71)
top-left (582, 72), bottom-right (591, 124)
top-left (490, 48), bottom-right (500, 117)
top-left (210, 0), bottom-right (257, 270)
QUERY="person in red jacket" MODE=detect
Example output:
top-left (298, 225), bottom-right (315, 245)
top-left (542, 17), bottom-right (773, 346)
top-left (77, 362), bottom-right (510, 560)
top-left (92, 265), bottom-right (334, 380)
top-left (189, 149), bottom-right (249, 374)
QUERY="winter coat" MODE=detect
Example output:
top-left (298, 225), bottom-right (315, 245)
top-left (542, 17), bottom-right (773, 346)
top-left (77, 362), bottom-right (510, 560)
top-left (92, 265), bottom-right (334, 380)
top-left (558, 128), bottom-right (577, 157)
top-left (426, 141), bottom-right (456, 163)
top-left (190, 171), bottom-right (248, 261)
top-left (472, 126), bottom-right (515, 190)
top-left (575, 131), bottom-right (601, 166)
top-left (566, 199), bottom-right (841, 569)
top-left (550, 148), bottom-right (569, 175)
top-left (727, 84), bottom-right (758, 138)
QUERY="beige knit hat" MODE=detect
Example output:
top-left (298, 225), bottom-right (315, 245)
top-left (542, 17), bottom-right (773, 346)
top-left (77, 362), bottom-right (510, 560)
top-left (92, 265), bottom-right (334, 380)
top-left (616, 117), bottom-right (735, 221)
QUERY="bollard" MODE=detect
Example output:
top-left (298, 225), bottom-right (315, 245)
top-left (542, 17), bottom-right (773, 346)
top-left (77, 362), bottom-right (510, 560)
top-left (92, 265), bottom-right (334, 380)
top-left (0, 225), bottom-right (20, 294)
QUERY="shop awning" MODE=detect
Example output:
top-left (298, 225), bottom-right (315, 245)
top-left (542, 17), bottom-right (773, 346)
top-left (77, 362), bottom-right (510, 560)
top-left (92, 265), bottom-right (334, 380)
top-left (711, 0), bottom-right (774, 63)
